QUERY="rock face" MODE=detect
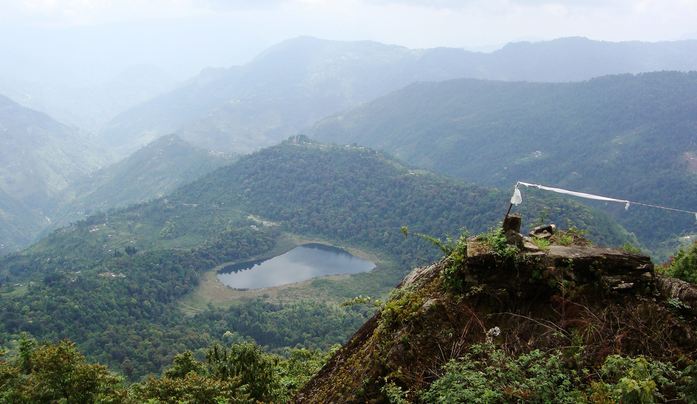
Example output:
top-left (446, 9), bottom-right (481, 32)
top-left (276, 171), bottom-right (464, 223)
top-left (529, 223), bottom-right (556, 239)
top-left (295, 239), bottom-right (697, 403)
top-left (657, 277), bottom-right (697, 315)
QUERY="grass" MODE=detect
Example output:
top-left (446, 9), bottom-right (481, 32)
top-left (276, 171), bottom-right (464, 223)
top-left (531, 237), bottom-right (551, 251)
top-left (177, 232), bottom-right (396, 315)
top-left (0, 284), bottom-right (28, 298)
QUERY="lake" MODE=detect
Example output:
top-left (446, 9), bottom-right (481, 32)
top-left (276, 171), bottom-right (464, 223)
top-left (217, 243), bottom-right (376, 289)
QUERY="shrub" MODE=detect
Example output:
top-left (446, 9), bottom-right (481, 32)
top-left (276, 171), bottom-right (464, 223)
top-left (663, 242), bottom-right (697, 284)
top-left (478, 228), bottom-right (518, 259)
top-left (421, 344), bottom-right (582, 403)
top-left (590, 355), bottom-right (681, 403)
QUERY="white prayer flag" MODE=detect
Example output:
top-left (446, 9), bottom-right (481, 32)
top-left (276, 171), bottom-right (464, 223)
top-left (514, 181), bottom-right (697, 222)
top-left (510, 187), bottom-right (522, 205)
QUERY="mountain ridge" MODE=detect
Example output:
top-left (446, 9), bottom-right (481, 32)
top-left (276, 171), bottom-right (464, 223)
top-left (102, 36), bottom-right (697, 157)
top-left (311, 71), bottom-right (697, 251)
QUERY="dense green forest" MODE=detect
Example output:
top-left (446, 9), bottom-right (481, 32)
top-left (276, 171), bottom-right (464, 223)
top-left (311, 72), bottom-right (697, 253)
top-left (0, 334), bottom-right (332, 402)
top-left (3, 239), bottom-right (696, 402)
top-left (0, 139), bottom-right (634, 379)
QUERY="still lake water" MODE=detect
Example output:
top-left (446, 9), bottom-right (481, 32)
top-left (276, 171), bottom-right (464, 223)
top-left (217, 243), bottom-right (375, 289)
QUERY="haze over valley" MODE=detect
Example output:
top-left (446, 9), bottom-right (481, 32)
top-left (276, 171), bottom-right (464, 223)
top-left (1, 1), bottom-right (697, 401)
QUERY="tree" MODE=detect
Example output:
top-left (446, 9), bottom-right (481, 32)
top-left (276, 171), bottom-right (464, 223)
top-left (3, 338), bottom-right (123, 403)
top-left (206, 342), bottom-right (281, 402)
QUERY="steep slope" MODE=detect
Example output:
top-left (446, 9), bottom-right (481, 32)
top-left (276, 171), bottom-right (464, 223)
top-left (311, 72), bottom-right (697, 250)
top-left (51, 134), bottom-right (233, 227)
top-left (297, 229), bottom-right (697, 402)
top-left (102, 37), bottom-right (697, 157)
top-left (0, 138), bottom-right (633, 378)
top-left (0, 94), bottom-right (104, 253)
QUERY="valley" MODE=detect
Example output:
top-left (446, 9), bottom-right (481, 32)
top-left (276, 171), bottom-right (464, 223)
top-left (0, 138), bottom-right (634, 379)
top-left (1, 19), bottom-right (697, 401)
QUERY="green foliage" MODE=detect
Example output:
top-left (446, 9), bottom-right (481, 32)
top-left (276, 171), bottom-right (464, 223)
top-left (204, 342), bottom-right (279, 401)
top-left (134, 372), bottom-right (250, 403)
top-left (53, 134), bottom-right (232, 229)
top-left (557, 233), bottom-right (574, 246)
top-left (0, 94), bottom-right (103, 255)
top-left (341, 295), bottom-right (384, 308)
top-left (479, 228), bottom-right (519, 259)
top-left (622, 243), bottom-right (643, 254)
top-left (163, 351), bottom-right (204, 379)
top-left (194, 299), bottom-right (371, 350)
top-left (134, 341), bottom-right (331, 403)
top-left (382, 380), bottom-right (409, 404)
top-left (379, 289), bottom-right (423, 331)
top-left (408, 228), bottom-right (469, 292)
top-left (422, 344), bottom-right (696, 403)
top-left (0, 337), bottom-right (331, 403)
top-left (440, 232), bottom-right (469, 292)
top-left (662, 242), bottom-right (697, 284)
top-left (0, 337), bottom-right (123, 403)
top-left (276, 347), bottom-right (336, 399)
top-left (180, 142), bottom-right (506, 269)
top-left (421, 344), bottom-right (582, 403)
top-left (531, 237), bottom-right (551, 251)
top-left (666, 297), bottom-right (692, 311)
top-left (590, 355), bottom-right (681, 403)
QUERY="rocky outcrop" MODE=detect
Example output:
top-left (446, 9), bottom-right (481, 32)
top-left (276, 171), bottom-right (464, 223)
top-left (657, 276), bottom-right (697, 315)
top-left (296, 235), bottom-right (697, 403)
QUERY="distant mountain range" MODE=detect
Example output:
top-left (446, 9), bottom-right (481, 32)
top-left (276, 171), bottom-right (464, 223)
top-left (4, 36), bottom-right (697, 254)
top-left (310, 71), bottom-right (697, 249)
top-left (102, 36), bottom-right (697, 157)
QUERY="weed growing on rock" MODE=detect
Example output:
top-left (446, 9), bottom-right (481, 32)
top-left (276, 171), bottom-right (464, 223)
top-left (402, 226), bottom-right (469, 293)
top-left (531, 237), bottom-right (551, 251)
top-left (478, 228), bottom-right (519, 259)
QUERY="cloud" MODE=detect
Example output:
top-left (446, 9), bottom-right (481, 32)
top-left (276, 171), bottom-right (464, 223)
top-left (0, 0), bottom-right (285, 25)
top-left (194, 0), bottom-right (289, 10)
top-left (1, 0), bottom-right (696, 57)
top-left (365, 0), bottom-right (611, 8)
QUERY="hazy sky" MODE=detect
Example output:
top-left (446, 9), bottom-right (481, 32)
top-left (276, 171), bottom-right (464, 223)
top-left (1, 0), bottom-right (697, 82)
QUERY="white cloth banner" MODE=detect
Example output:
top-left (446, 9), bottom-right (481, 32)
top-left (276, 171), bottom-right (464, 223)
top-left (512, 181), bottom-right (697, 221)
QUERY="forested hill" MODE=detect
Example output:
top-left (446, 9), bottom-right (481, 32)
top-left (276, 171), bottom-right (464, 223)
top-left (173, 136), bottom-right (633, 260)
top-left (0, 138), bottom-right (633, 379)
top-left (311, 72), bottom-right (697, 250)
top-left (50, 134), bottom-right (233, 229)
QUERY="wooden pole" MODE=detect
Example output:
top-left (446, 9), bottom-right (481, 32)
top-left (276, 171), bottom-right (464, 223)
top-left (503, 202), bottom-right (513, 228)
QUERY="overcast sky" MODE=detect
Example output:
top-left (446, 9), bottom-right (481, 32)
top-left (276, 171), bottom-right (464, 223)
top-left (1, 0), bottom-right (697, 83)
